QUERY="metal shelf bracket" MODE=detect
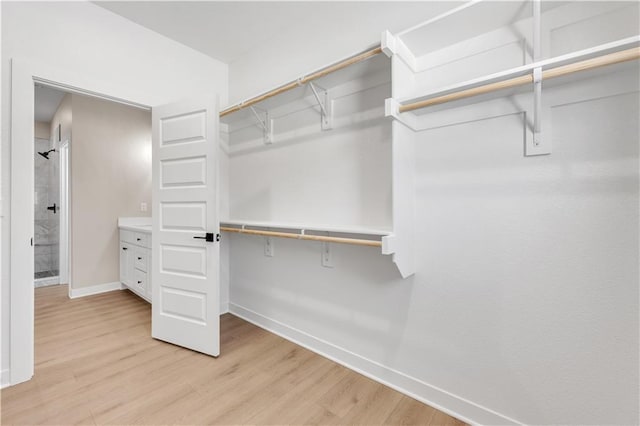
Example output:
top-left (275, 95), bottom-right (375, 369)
top-left (308, 82), bottom-right (333, 130)
top-left (532, 0), bottom-right (542, 148)
top-left (249, 106), bottom-right (273, 144)
top-left (533, 67), bottom-right (542, 146)
top-left (525, 0), bottom-right (551, 156)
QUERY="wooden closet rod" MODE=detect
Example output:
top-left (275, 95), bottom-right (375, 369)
top-left (220, 46), bottom-right (383, 117)
top-left (220, 226), bottom-right (383, 248)
top-left (399, 46), bottom-right (640, 113)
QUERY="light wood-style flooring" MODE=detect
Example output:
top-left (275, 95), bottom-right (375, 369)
top-left (1, 285), bottom-right (464, 425)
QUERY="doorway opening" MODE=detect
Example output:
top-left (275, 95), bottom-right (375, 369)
top-left (10, 59), bottom-right (220, 386)
top-left (34, 85), bottom-right (69, 289)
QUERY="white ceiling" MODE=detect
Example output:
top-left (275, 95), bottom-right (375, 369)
top-left (93, 1), bottom-right (461, 64)
top-left (94, 2), bottom-right (339, 63)
top-left (34, 85), bottom-right (67, 122)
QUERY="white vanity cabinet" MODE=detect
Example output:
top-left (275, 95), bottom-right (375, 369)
top-left (119, 226), bottom-right (152, 303)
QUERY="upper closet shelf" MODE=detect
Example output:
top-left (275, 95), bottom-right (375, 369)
top-left (220, 46), bottom-right (384, 122)
top-left (219, 44), bottom-right (390, 153)
top-left (379, 0), bottom-right (640, 278)
top-left (382, 0), bottom-right (640, 137)
top-left (386, 0), bottom-right (565, 72)
top-left (388, 37), bottom-right (640, 119)
top-left (398, 0), bottom-right (536, 59)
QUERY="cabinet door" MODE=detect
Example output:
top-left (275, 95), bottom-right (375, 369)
top-left (120, 242), bottom-right (133, 287)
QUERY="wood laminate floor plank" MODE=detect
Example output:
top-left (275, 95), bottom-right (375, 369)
top-left (1, 285), bottom-right (465, 425)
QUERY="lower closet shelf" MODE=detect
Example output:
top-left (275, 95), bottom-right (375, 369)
top-left (220, 220), bottom-right (391, 248)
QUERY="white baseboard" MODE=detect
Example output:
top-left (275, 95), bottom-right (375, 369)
top-left (220, 302), bottom-right (229, 315)
top-left (1, 369), bottom-right (10, 389)
top-left (69, 281), bottom-right (124, 299)
top-left (34, 275), bottom-right (60, 287)
top-left (229, 303), bottom-right (520, 426)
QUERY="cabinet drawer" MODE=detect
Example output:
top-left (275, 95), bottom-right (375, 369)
top-left (120, 230), bottom-right (150, 247)
top-left (132, 232), bottom-right (148, 247)
top-left (120, 229), bottom-right (135, 244)
top-left (134, 247), bottom-right (149, 272)
top-left (133, 269), bottom-right (147, 295)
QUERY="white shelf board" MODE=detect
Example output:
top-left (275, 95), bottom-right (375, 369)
top-left (220, 53), bottom-right (389, 126)
top-left (397, 36), bottom-right (640, 114)
top-left (397, 0), bottom-right (564, 58)
top-left (220, 219), bottom-right (391, 237)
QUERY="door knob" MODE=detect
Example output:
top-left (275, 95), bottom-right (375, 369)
top-left (193, 233), bottom-right (215, 242)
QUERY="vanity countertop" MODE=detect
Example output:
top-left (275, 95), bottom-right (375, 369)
top-left (118, 217), bottom-right (152, 233)
top-left (119, 223), bottom-right (152, 233)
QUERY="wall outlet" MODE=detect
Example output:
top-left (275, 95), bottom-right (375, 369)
top-left (321, 242), bottom-right (334, 268)
top-left (264, 237), bottom-right (274, 257)
top-left (140, 202), bottom-right (147, 212)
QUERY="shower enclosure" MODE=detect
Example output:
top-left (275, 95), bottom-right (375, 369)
top-left (34, 136), bottom-right (60, 287)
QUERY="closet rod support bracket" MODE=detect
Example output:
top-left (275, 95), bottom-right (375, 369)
top-left (308, 82), bottom-right (333, 130)
top-left (525, 67), bottom-right (551, 157)
top-left (385, 98), bottom-right (418, 131)
top-left (381, 234), bottom-right (395, 255)
top-left (525, 0), bottom-right (550, 156)
top-left (533, 67), bottom-right (542, 146)
top-left (249, 106), bottom-right (273, 145)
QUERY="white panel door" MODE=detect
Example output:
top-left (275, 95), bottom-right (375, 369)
top-left (151, 97), bottom-right (220, 356)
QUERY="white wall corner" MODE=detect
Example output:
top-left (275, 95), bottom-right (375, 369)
top-left (219, 141), bottom-right (231, 156)
top-left (219, 122), bottom-right (230, 153)
top-left (69, 281), bottom-right (124, 299)
top-left (1, 369), bottom-right (10, 389)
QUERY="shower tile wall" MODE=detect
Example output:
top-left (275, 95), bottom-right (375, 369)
top-left (35, 137), bottom-right (59, 278)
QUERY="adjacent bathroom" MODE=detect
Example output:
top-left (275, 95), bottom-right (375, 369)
top-left (34, 134), bottom-right (59, 286)
top-left (34, 85), bottom-right (68, 287)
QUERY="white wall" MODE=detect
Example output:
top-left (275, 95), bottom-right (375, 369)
top-left (49, 94), bottom-right (72, 144)
top-left (228, 2), bottom-right (463, 105)
top-left (71, 94), bottom-right (152, 289)
top-left (226, 75), bottom-right (391, 229)
top-left (226, 2), bottom-right (639, 424)
top-left (1, 1), bottom-right (227, 384)
top-left (34, 121), bottom-right (49, 140)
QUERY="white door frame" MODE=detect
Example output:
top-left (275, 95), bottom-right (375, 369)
top-left (58, 138), bottom-right (70, 293)
top-left (9, 58), bottom-right (150, 386)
